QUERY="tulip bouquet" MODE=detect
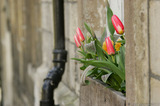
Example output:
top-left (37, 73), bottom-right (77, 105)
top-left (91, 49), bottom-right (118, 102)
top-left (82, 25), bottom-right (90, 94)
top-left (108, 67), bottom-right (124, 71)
top-left (73, 4), bottom-right (126, 94)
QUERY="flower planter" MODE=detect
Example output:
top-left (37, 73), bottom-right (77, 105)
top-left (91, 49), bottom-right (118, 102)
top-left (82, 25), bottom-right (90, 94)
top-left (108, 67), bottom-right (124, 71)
top-left (80, 77), bottom-right (126, 106)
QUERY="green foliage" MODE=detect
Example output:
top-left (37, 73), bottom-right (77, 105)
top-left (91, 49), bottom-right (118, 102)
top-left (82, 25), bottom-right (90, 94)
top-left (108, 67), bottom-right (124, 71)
top-left (107, 6), bottom-right (115, 36)
top-left (72, 5), bottom-right (125, 94)
top-left (117, 40), bottom-right (125, 45)
top-left (72, 22), bottom-right (126, 94)
top-left (100, 27), bottom-right (106, 45)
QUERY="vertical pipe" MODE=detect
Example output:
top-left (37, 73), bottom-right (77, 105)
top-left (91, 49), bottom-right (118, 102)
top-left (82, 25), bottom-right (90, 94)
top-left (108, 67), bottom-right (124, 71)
top-left (40, 0), bottom-right (67, 106)
top-left (53, 0), bottom-right (65, 50)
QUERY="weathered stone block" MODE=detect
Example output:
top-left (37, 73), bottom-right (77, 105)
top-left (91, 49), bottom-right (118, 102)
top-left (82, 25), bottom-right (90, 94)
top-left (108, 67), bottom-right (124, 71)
top-left (149, 1), bottom-right (160, 76)
top-left (64, 2), bottom-right (70, 40)
top-left (75, 60), bottom-right (81, 96)
top-left (64, 1), bottom-right (78, 43)
top-left (80, 77), bottom-right (126, 106)
top-left (62, 39), bottom-right (70, 85)
top-left (55, 82), bottom-right (79, 106)
top-left (125, 0), bottom-right (150, 105)
top-left (68, 42), bottom-right (76, 89)
top-left (151, 78), bottom-right (160, 103)
top-left (41, 30), bottom-right (54, 64)
top-left (41, 1), bottom-right (53, 33)
top-left (78, 0), bottom-right (107, 37)
top-left (62, 40), bottom-right (78, 90)
top-left (65, 0), bottom-right (77, 2)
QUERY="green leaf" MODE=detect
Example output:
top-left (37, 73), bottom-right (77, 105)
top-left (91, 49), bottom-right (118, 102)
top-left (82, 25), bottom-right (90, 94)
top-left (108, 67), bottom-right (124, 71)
top-left (85, 41), bottom-right (96, 55)
top-left (115, 54), bottom-right (119, 64)
top-left (71, 58), bottom-right (84, 62)
top-left (84, 22), bottom-right (97, 39)
top-left (110, 73), bottom-right (122, 85)
top-left (110, 34), bottom-right (114, 43)
top-left (86, 53), bottom-right (93, 59)
top-left (86, 68), bottom-right (98, 76)
top-left (117, 40), bottom-right (125, 44)
top-left (80, 64), bottom-right (89, 70)
top-left (85, 80), bottom-right (90, 85)
top-left (101, 73), bottom-right (112, 83)
top-left (119, 46), bottom-right (125, 72)
top-left (100, 27), bottom-right (106, 45)
top-left (121, 81), bottom-right (126, 88)
top-left (115, 45), bottom-right (125, 73)
top-left (121, 45), bottom-right (125, 64)
top-left (117, 53), bottom-right (125, 73)
top-left (96, 71), bottom-right (104, 79)
top-left (84, 22), bottom-right (93, 38)
top-left (120, 81), bottom-right (126, 93)
top-left (79, 59), bottom-right (125, 80)
top-left (99, 68), bottom-right (112, 73)
top-left (78, 50), bottom-right (86, 57)
top-left (71, 58), bottom-right (80, 61)
top-left (107, 6), bottom-right (115, 35)
top-left (86, 35), bottom-right (92, 43)
top-left (97, 44), bottom-right (113, 62)
top-left (95, 40), bottom-right (105, 60)
top-left (107, 79), bottom-right (120, 90)
top-left (86, 70), bottom-right (94, 76)
top-left (85, 30), bottom-right (106, 60)
top-left (106, 73), bottom-right (123, 90)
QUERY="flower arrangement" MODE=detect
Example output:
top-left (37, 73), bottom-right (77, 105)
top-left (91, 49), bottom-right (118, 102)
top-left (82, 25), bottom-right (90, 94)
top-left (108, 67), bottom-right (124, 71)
top-left (72, 3), bottom-right (125, 94)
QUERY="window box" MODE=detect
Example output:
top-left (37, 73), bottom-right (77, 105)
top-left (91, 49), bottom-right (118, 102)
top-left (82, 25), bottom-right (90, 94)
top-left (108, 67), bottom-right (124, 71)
top-left (80, 77), bottom-right (126, 106)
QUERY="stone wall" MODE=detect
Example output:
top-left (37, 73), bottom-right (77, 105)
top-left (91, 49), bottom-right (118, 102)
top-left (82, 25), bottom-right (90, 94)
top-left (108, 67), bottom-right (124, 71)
top-left (55, 0), bottom-right (124, 106)
top-left (125, 0), bottom-right (160, 105)
top-left (2, 0), bottom-right (160, 106)
top-left (149, 0), bottom-right (160, 104)
top-left (0, 0), bottom-right (53, 106)
top-left (0, 0), bottom-right (125, 106)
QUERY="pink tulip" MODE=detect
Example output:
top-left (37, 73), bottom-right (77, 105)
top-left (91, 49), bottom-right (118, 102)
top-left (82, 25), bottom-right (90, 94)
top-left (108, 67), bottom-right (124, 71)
top-left (76, 27), bottom-right (85, 42)
top-left (111, 15), bottom-right (124, 34)
top-left (105, 37), bottom-right (115, 55)
top-left (74, 35), bottom-right (81, 48)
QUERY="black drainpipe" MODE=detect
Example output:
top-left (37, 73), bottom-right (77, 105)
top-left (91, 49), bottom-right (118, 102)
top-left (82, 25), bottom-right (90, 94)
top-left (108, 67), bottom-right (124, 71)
top-left (40, 0), bottom-right (67, 106)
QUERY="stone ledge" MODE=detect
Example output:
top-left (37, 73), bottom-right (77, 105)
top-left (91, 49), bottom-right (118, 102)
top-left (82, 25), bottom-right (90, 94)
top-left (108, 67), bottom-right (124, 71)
top-left (54, 82), bottom-right (79, 106)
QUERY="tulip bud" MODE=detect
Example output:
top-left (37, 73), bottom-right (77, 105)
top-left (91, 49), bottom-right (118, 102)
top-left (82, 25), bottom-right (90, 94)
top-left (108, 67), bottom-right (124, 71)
top-left (76, 27), bottom-right (85, 42)
top-left (111, 15), bottom-right (124, 34)
top-left (74, 35), bottom-right (81, 48)
top-left (105, 37), bottom-right (115, 55)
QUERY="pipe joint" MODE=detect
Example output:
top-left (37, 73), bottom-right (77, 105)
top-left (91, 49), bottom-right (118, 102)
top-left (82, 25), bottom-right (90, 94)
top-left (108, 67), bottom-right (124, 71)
top-left (53, 49), bottom-right (67, 63)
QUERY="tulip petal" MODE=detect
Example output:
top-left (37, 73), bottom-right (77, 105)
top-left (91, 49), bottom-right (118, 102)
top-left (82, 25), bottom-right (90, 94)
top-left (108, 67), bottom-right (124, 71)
top-left (76, 27), bottom-right (85, 42)
top-left (105, 37), bottom-right (115, 55)
top-left (74, 35), bottom-right (81, 48)
top-left (111, 15), bottom-right (124, 34)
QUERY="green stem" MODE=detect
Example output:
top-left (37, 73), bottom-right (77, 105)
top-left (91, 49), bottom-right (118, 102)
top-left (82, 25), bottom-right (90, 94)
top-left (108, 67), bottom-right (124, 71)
top-left (111, 55), bottom-right (115, 63)
top-left (122, 34), bottom-right (125, 39)
top-left (120, 34), bottom-right (125, 40)
top-left (110, 34), bottom-right (114, 42)
top-left (80, 46), bottom-right (83, 51)
top-left (81, 42), bottom-right (85, 52)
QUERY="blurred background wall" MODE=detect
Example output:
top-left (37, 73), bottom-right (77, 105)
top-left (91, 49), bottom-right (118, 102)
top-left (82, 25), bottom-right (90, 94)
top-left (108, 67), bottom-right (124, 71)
top-left (0, 0), bottom-right (123, 106)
